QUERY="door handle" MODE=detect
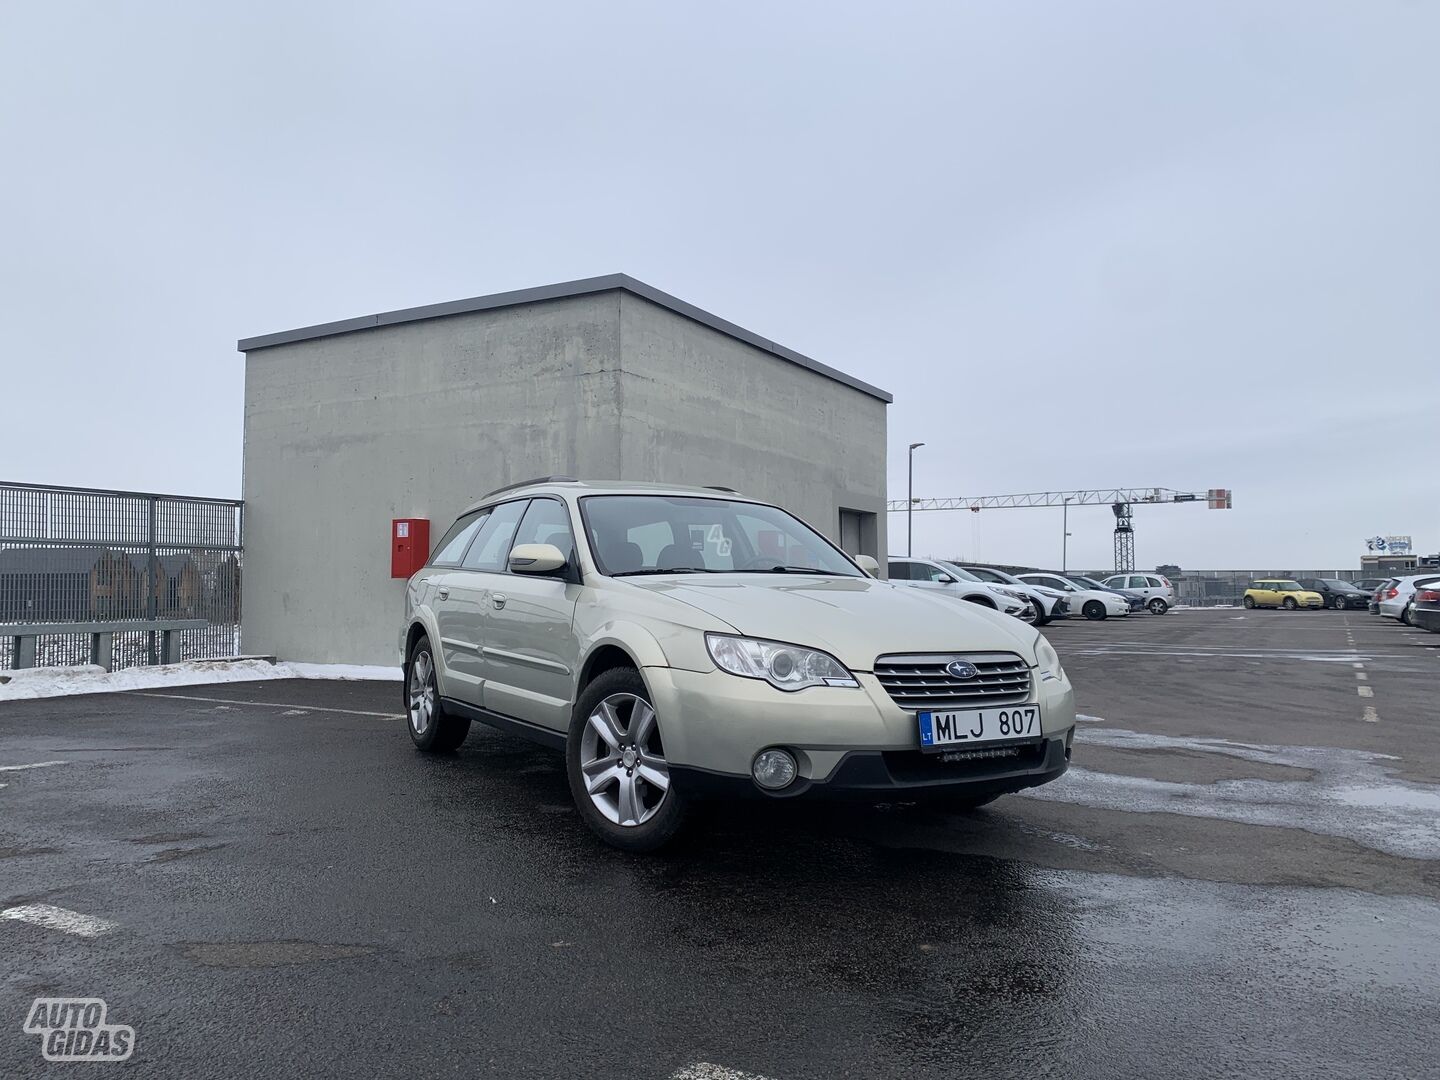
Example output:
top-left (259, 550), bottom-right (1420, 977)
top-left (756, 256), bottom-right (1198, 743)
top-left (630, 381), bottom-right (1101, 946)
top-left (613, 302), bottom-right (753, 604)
top-left (436, 587), bottom-right (450, 601)
top-left (491, 593), bottom-right (507, 610)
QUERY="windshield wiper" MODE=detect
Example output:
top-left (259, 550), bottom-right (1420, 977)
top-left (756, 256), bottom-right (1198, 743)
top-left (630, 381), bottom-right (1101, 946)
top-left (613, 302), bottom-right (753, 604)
top-left (733, 565), bottom-right (842, 574)
top-left (611, 567), bottom-right (717, 577)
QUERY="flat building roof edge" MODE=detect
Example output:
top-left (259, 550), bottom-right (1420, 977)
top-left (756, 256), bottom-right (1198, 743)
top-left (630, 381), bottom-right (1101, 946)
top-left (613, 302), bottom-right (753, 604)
top-left (235, 273), bottom-right (892, 404)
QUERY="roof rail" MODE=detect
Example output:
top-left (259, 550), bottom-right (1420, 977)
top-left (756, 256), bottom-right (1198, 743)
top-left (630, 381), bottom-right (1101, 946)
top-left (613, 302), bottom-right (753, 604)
top-left (480, 475), bottom-right (578, 500)
top-left (703, 485), bottom-right (740, 494)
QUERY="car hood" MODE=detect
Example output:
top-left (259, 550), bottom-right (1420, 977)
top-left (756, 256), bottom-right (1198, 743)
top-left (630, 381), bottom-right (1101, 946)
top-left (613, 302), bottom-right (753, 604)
top-left (628, 574), bottom-right (1041, 670)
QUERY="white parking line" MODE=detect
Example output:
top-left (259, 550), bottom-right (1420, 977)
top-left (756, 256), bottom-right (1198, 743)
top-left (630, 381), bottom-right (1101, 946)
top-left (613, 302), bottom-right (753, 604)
top-left (673, 1065), bottom-right (776, 1080)
top-left (1357, 686), bottom-right (1374, 698)
top-left (0, 904), bottom-right (117, 938)
top-left (1355, 672), bottom-right (1368, 681)
top-left (128, 692), bottom-right (401, 719)
top-left (1363, 706), bottom-right (1380, 723)
top-left (0, 760), bottom-right (68, 772)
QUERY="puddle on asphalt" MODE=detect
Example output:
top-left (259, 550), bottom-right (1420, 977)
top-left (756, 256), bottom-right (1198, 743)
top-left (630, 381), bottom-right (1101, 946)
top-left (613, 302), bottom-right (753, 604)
top-left (1023, 727), bottom-right (1440, 859)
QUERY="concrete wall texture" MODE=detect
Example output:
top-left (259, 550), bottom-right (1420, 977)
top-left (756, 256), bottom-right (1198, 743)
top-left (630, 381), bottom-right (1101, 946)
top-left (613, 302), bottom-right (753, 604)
top-left (240, 279), bottom-right (889, 665)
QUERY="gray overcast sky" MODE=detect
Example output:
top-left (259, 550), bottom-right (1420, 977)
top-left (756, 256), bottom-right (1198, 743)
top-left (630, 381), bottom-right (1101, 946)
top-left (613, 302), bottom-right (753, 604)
top-left (2, 1), bottom-right (1435, 570)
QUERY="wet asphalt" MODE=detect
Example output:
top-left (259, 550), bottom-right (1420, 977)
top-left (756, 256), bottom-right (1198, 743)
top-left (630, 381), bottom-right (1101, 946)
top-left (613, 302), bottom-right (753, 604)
top-left (1, 609), bottom-right (1438, 1078)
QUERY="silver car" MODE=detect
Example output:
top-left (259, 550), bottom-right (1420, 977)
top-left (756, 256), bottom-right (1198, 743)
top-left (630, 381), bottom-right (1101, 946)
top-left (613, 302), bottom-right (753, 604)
top-left (401, 479), bottom-right (1077, 850)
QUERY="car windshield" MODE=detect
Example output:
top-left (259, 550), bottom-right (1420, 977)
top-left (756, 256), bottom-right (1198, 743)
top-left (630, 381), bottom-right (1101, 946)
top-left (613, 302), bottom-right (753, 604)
top-left (1067, 576), bottom-right (1105, 590)
top-left (1320, 579), bottom-right (1354, 590)
top-left (939, 562), bottom-right (985, 583)
top-left (580, 494), bottom-right (864, 577)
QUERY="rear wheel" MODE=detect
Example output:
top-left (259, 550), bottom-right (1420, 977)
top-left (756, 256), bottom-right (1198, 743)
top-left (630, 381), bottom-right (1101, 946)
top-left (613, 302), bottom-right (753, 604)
top-left (1283, 597), bottom-right (1298, 610)
top-left (567, 668), bottom-right (688, 852)
top-left (1082, 599), bottom-right (1107, 620)
top-left (1243, 596), bottom-right (1256, 609)
top-left (1147, 598), bottom-right (1169, 615)
top-left (407, 636), bottom-right (470, 752)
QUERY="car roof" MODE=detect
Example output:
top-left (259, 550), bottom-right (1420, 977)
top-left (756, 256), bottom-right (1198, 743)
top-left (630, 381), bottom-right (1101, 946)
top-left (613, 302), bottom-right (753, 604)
top-left (460, 479), bottom-right (756, 515)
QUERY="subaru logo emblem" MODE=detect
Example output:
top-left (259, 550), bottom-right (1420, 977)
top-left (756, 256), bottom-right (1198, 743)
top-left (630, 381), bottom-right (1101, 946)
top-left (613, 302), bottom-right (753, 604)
top-left (946, 660), bottom-right (978, 680)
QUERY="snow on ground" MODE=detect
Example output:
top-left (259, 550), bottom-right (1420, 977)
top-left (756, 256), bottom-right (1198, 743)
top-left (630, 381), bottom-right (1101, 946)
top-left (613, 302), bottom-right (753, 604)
top-left (0, 659), bottom-right (401, 702)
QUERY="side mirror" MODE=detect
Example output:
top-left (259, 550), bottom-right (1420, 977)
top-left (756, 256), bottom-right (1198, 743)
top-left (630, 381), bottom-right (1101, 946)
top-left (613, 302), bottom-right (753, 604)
top-left (508, 543), bottom-right (567, 574)
top-left (937, 575), bottom-right (955, 584)
top-left (855, 555), bottom-right (880, 576)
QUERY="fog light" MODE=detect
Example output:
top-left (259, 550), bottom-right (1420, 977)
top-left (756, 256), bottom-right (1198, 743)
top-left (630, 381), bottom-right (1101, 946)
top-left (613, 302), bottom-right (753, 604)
top-left (752, 748), bottom-right (798, 790)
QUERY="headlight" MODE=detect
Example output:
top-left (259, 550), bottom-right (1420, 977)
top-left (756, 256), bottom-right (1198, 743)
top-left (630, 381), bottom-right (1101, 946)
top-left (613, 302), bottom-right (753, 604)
top-left (997, 587), bottom-right (1029, 601)
top-left (1035, 637), bottom-right (1064, 679)
top-left (705, 634), bottom-right (859, 691)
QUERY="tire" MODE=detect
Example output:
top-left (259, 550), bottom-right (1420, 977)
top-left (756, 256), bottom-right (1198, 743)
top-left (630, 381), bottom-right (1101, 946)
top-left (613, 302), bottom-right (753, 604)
top-left (1329, 596), bottom-right (1344, 610)
top-left (1283, 597), bottom-right (1298, 610)
top-left (1082, 599), bottom-right (1107, 621)
top-left (1029, 599), bottom-right (1050, 627)
top-left (1401, 604), bottom-right (1413, 627)
top-left (1147, 598), bottom-right (1169, 615)
top-left (566, 667), bottom-right (687, 852)
top-left (406, 635), bottom-right (470, 752)
top-left (1243, 596), bottom-right (1256, 610)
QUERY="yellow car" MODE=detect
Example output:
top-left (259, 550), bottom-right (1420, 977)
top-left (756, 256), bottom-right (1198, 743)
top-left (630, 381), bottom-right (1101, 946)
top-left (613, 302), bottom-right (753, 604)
top-left (1243, 580), bottom-right (1325, 610)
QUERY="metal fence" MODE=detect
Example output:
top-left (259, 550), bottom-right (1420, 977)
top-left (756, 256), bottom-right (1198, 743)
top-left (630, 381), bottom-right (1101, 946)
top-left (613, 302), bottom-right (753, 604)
top-left (1, 481), bottom-right (242, 668)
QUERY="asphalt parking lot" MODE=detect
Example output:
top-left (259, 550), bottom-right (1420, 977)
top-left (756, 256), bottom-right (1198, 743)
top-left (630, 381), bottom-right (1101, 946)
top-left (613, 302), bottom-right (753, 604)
top-left (2, 609), bottom-right (1438, 1079)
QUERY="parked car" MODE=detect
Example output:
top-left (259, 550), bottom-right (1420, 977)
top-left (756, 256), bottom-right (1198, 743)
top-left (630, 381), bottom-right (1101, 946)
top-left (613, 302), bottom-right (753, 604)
top-left (401, 479), bottom-right (1077, 850)
top-left (1295, 577), bottom-right (1372, 610)
top-left (1064, 573), bottom-right (1147, 613)
top-left (1102, 573), bottom-right (1178, 614)
top-left (1412, 583), bottom-right (1440, 633)
top-left (1243, 580), bottom-right (1324, 610)
top-left (957, 565), bottom-right (1072, 624)
top-left (887, 558), bottom-right (1037, 622)
top-left (1369, 578), bottom-right (1397, 615)
top-left (1380, 574), bottom-right (1440, 624)
top-left (1017, 573), bottom-right (1131, 620)
top-left (1354, 578), bottom-right (1388, 594)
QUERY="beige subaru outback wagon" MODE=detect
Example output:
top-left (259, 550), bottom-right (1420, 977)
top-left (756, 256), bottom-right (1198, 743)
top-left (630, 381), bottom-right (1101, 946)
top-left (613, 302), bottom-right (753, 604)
top-left (401, 479), bottom-right (1076, 850)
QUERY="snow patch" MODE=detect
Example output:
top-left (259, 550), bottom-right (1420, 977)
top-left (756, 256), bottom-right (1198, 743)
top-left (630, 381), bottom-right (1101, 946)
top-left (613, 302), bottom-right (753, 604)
top-left (0, 660), bottom-right (401, 702)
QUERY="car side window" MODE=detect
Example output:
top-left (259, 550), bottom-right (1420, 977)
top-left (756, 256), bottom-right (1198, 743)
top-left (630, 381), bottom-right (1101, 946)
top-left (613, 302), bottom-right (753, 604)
top-left (460, 500), bottom-right (529, 572)
top-left (921, 564), bottom-right (950, 582)
top-left (511, 498), bottom-right (576, 566)
top-left (889, 562), bottom-right (914, 581)
top-left (1145, 576), bottom-right (1164, 589)
top-left (431, 511), bottom-right (489, 567)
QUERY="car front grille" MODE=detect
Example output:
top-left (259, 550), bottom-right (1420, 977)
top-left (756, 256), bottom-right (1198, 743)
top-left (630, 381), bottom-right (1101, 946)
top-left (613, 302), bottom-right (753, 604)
top-left (873, 653), bottom-right (1032, 710)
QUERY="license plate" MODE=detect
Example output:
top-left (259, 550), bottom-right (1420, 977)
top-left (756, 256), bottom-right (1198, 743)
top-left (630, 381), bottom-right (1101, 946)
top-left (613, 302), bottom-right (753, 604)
top-left (917, 706), bottom-right (1041, 752)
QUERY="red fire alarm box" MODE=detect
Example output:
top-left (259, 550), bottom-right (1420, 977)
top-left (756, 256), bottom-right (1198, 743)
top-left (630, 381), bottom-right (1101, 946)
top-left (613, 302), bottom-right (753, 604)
top-left (391, 518), bottom-right (430, 578)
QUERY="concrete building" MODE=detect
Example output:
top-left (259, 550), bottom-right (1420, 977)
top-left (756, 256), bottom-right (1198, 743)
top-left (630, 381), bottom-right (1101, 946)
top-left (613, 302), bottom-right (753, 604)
top-left (238, 274), bottom-right (891, 665)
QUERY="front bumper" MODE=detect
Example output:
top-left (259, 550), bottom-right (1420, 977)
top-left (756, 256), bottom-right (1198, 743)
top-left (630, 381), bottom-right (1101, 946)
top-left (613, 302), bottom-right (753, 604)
top-left (642, 664), bottom-right (1077, 794)
top-left (672, 734), bottom-right (1071, 801)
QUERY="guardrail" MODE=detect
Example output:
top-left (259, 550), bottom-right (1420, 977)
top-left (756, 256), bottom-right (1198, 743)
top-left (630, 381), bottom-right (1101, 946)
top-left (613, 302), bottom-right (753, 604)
top-left (6, 620), bottom-right (207, 671)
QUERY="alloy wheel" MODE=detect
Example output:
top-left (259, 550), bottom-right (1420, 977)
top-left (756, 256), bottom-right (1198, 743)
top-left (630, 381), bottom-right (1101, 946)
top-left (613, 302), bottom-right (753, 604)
top-left (409, 649), bottom-right (436, 735)
top-left (578, 693), bottom-right (670, 827)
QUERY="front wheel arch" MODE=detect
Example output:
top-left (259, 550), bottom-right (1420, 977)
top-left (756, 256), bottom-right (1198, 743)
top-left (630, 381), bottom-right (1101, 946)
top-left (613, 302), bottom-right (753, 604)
top-left (964, 594), bottom-right (998, 609)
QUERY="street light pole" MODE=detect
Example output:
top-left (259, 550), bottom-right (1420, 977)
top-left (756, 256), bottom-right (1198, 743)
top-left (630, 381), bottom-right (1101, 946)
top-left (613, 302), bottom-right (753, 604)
top-left (1062, 497), bottom-right (1073, 572)
top-left (907, 442), bottom-right (924, 557)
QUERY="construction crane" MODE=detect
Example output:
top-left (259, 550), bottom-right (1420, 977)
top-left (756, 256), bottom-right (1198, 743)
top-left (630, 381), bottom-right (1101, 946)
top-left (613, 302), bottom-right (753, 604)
top-left (887, 487), bottom-right (1233, 573)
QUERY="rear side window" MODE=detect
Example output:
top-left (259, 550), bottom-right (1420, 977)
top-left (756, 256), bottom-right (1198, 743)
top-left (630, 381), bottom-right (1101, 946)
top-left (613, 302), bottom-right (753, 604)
top-left (431, 511), bottom-right (488, 566)
top-left (889, 562), bottom-right (915, 581)
top-left (1145, 576), bottom-right (1165, 588)
top-left (460, 500), bottom-right (529, 572)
